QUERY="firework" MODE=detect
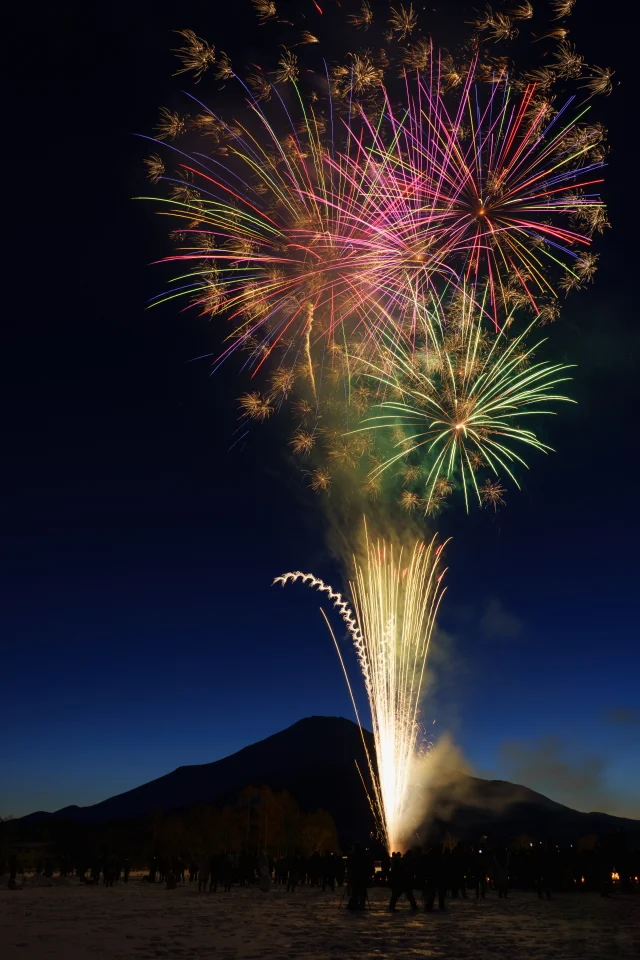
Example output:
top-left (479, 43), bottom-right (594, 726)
top-left (388, 4), bottom-right (419, 40)
top-left (238, 391), bottom-right (273, 420)
top-left (509, 2), bottom-right (534, 19)
top-left (400, 39), bottom-right (431, 72)
top-left (582, 66), bottom-right (615, 97)
top-left (309, 467), bottom-right (331, 493)
top-left (551, 0), bottom-right (577, 18)
top-left (353, 300), bottom-right (574, 511)
top-left (140, 0), bottom-right (613, 857)
top-left (275, 527), bottom-right (448, 851)
top-left (252, 0), bottom-right (277, 24)
top-left (348, 1), bottom-right (374, 30)
top-left (144, 154), bottom-right (164, 183)
top-left (480, 477), bottom-right (507, 509)
top-left (172, 30), bottom-right (216, 81)
top-left (550, 41), bottom-right (583, 79)
top-left (145, 63), bottom-right (606, 413)
top-left (346, 66), bottom-right (607, 328)
top-left (290, 429), bottom-right (315, 456)
top-left (154, 107), bottom-right (188, 140)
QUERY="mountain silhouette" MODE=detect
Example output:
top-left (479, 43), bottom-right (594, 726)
top-left (19, 716), bottom-right (638, 842)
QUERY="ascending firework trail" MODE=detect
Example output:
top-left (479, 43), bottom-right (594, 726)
top-left (276, 524), bottom-right (448, 852)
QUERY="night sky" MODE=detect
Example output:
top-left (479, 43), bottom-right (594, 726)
top-left (3, 1), bottom-right (639, 820)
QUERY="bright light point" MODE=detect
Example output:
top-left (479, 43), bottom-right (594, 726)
top-left (277, 527), bottom-right (448, 852)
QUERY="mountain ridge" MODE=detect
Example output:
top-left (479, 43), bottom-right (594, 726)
top-left (17, 716), bottom-right (639, 841)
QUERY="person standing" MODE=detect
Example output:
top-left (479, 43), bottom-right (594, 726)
top-left (346, 843), bottom-right (372, 911)
top-left (422, 846), bottom-right (447, 912)
top-left (536, 842), bottom-right (552, 900)
top-left (474, 848), bottom-right (487, 899)
top-left (209, 854), bottom-right (218, 893)
top-left (222, 853), bottom-right (233, 893)
top-left (286, 854), bottom-right (301, 893)
top-left (493, 849), bottom-right (510, 899)
top-left (321, 852), bottom-right (335, 892)
top-left (388, 850), bottom-right (418, 912)
top-left (198, 855), bottom-right (210, 892)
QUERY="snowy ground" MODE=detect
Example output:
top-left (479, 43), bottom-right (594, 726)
top-left (1, 878), bottom-right (638, 959)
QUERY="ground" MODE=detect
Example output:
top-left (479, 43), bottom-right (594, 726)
top-left (1, 879), bottom-right (638, 959)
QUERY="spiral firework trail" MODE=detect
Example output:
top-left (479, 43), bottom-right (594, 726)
top-left (144, 1), bottom-right (612, 853)
top-left (276, 528), bottom-right (448, 851)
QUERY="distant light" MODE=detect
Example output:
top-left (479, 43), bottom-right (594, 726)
top-left (530, 843), bottom-right (533, 847)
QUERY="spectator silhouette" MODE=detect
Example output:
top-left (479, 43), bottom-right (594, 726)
top-left (346, 843), bottom-right (372, 911)
top-left (286, 854), bottom-right (301, 893)
top-left (536, 842), bottom-right (553, 900)
top-left (222, 853), bottom-right (233, 892)
top-left (493, 848), bottom-right (510, 898)
top-left (198, 855), bottom-right (210, 892)
top-left (321, 852), bottom-right (336, 892)
top-left (388, 850), bottom-right (418, 912)
top-left (474, 848), bottom-right (487, 899)
top-left (421, 846), bottom-right (447, 912)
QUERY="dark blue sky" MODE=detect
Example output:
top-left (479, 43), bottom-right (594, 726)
top-left (2, 1), bottom-right (638, 820)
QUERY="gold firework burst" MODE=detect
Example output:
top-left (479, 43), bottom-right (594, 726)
top-left (480, 478), bottom-right (506, 509)
top-left (309, 467), bottom-right (331, 493)
top-left (550, 41), bottom-right (583, 79)
top-left (328, 440), bottom-right (358, 471)
top-left (574, 252), bottom-right (599, 282)
top-left (522, 66), bottom-right (557, 91)
top-left (289, 430), bottom-right (315, 456)
top-left (551, 0), bottom-right (576, 18)
top-left (172, 29), bottom-right (216, 81)
top-left (155, 108), bottom-right (188, 140)
top-left (487, 13), bottom-right (518, 42)
top-left (144, 154), bottom-right (164, 183)
top-left (274, 49), bottom-right (299, 84)
top-left (508, 2), bottom-right (533, 19)
top-left (420, 494), bottom-right (445, 517)
top-left (388, 4), bottom-right (418, 39)
top-left (400, 40), bottom-right (431, 72)
top-left (582, 65), bottom-right (614, 96)
top-left (433, 477), bottom-right (454, 497)
top-left (268, 368), bottom-right (297, 399)
top-left (348, 1), bottom-right (374, 30)
top-left (215, 51), bottom-right (234, 83)
top-left (247, 72), bottom-right (272, 102)
top-left (536, 301), bottom-right (561, 325)
top-left (252, 0), bottom-right (277, 23)
top-left (399, 490), bottom-right (420, 512)
top-left (238, 391), bottom-right (273, 421)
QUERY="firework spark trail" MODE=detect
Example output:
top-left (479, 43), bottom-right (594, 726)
top-left (276, 527), bottom-right (448, 851)
top-left (144, 60), bottom-right (605, 384)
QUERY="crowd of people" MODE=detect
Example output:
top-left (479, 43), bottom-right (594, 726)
top-left (4, 836), bottom-right (638, 906)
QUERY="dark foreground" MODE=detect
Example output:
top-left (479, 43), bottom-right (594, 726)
top-left (1, 880), bottom-right (639, 959)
